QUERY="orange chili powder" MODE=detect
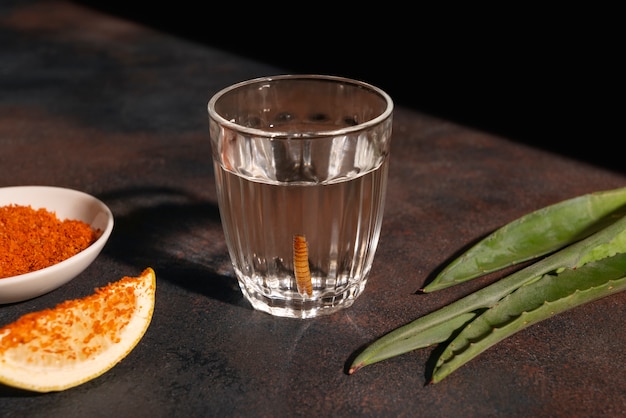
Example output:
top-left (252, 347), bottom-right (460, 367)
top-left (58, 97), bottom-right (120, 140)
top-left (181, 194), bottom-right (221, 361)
top-left (0, 204), bottom-right (97, 279)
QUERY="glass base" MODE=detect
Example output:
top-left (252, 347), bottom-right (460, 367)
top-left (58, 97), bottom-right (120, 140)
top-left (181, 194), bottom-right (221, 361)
top-left (237, 277), bottom-right (369, 319)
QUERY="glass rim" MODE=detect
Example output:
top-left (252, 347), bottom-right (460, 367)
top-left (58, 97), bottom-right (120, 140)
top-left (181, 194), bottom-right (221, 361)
top-left (207, 74), bottom-right (394, 139)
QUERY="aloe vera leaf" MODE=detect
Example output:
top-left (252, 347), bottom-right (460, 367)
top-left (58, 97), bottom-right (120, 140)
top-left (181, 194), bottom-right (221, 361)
top-left (423, 186), bottom-right (626, 293)
top-left (349, 215), bottom-right (626, 374)
top-left (431, 253), bottom-right (626, 383)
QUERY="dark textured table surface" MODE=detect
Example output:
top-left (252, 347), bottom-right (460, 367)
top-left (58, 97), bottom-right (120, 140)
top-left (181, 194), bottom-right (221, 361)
top-left (1, 1), bottom-right (625, 417)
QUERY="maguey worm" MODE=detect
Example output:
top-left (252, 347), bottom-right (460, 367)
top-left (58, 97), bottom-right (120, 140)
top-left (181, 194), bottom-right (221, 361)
top-left (293, 234), bottom-right (313, 296)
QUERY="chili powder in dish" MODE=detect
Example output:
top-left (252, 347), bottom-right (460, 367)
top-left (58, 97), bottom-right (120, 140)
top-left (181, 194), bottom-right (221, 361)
top-left (0, 204), bottom-right (97, 279)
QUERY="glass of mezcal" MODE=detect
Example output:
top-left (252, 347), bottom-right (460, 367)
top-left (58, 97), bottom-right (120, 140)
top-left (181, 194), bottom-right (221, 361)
top-left (208, 74), bottom-right (393, 319)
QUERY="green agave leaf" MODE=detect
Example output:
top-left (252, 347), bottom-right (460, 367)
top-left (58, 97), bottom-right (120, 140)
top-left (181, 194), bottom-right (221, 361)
top-left (423, 186), bottom-right (626, 293)
top-left (431, 252), bottom-right (626, 383)
top-left (349, 214), bottom-right (626, 374)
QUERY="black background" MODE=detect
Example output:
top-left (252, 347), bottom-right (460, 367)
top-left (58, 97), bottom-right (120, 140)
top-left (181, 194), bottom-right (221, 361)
top-left (74, 2), bottom-right (622, 172)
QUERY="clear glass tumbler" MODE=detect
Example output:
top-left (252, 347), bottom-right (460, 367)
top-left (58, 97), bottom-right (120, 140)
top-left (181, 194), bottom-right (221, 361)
top-left (208, 75), bottom-right (393, 318)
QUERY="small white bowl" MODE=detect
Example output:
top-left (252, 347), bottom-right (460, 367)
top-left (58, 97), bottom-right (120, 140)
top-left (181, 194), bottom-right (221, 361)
top-left (0, 186), bottom-right (114, 304)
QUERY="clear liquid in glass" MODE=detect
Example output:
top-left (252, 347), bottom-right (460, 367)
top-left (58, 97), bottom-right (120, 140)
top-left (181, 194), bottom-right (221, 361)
top-left (214, 155), bottom-right (388, 318)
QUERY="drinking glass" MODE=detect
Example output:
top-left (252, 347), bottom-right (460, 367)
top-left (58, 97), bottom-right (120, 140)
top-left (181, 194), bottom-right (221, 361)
top-left (208, 75), bottom-right (393, 318)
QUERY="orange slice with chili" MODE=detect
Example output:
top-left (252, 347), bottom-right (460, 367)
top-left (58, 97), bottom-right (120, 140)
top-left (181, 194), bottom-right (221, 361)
top-left (0, 268), bottom-right (156, 392)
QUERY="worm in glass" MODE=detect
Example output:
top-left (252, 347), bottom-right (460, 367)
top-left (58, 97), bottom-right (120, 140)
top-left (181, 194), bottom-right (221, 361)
top-left (293, 234), bottom-right (313, 296)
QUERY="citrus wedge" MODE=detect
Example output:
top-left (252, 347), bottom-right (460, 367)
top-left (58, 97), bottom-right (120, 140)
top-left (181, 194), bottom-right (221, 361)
top-left (0, 267), bottom-right (156, 392)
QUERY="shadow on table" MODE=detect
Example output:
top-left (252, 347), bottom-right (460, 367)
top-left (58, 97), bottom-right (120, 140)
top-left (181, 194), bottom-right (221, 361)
top-left (96, 186), bottom-right (242, 306)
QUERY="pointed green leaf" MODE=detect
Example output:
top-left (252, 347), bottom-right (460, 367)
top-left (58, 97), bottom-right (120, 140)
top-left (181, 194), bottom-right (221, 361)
top-left (349, 214), bottom-right (626, 374)
top-left (431, 253), bottom-right (626, 383)
top-left (423, 186), bottom-right (626, 292)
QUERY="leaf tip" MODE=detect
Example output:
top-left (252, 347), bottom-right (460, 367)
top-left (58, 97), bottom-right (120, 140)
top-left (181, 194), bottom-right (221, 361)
top-left (419, 285), bottom-right (437, 293)
top-left (348, 363), bottom-right (363, 375)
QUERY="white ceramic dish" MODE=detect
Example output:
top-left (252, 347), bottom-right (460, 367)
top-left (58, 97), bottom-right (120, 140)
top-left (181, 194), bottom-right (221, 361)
top-left (0, 186), bottom-right (114, 304)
